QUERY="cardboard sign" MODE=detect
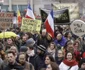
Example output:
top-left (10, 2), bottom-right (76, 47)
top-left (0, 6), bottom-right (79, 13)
top-left (0, 12), bottom-right (13, 30)
top-left (21, 18), bottom-right (41, 33)
top-left (70, 20), bottom-right (85, 37)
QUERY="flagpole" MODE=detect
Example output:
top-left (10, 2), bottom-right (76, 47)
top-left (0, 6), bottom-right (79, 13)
top-left (30, 0), bottom-right (33, 11)
top-left (17, 5), bottom-right (18, 27)
top-left (8, 0), bottom-right (12, 11)
top-left (59, 0), bottom-right (61, 3)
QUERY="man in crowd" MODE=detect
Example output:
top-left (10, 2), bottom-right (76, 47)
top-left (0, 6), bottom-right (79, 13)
top-left (3, 51), bottom-right (23, 70)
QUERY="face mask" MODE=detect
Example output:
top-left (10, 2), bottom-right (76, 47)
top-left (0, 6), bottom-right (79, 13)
top-left (27, 50), bottom-right (35, 57)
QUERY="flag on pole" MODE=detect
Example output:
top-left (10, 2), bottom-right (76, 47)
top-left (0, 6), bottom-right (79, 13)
top-left (17, 10), bottom-right (22, 23)
top-left (17, 5), bottom-right (22, 23)
top-left (25, 4), bottom-right (35, 20)
top-left (44, 10), bottom-right (54, 38)
top-left (40, 8), bottom-right (48, 22)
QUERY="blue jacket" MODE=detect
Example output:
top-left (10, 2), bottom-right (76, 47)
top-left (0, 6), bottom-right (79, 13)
top-left (54, 36), bottom-right (67, 47)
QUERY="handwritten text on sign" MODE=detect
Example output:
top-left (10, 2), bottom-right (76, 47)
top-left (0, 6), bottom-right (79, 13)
top-left (21, 18), bottom-right (41, 33)
top-left (70, 20), bottom-right (85, 37)
top-left (0, 12), bottom-right (13, 29)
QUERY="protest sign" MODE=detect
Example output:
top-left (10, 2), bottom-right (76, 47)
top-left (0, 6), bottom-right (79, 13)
top-left (21, 18), bottom-right (41, 33)
top-left (70, 20), bottom-right (85, 37)
top-left (0, 12), bottom-right (13, 30)
top-left (52, 3), bottom-right (79, 21)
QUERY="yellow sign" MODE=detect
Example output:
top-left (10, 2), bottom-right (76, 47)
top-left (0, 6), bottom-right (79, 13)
top-left (52, 3), bottom-right (79, 20)
top-left (21, 18), bottom-right (41, 33)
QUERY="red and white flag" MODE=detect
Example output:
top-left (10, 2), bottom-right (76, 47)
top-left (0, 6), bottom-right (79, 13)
top-left (25, 4), bottom-right (35, 20)
top-left (44, 10), bottom-right (54, 38)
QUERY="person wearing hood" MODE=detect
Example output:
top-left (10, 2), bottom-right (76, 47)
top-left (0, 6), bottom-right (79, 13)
top-left (59, 51), bottom-right (78, 70)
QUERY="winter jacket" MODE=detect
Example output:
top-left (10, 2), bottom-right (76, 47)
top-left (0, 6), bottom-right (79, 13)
top-left (22, 62), bottom-right (34, 70)
top-left (28, 54), bottom-right (44, 70)
top-left (3, 62), bottom-right (23, 70)
top-left (37, 35), bottom-right (49, 48)
top-left (54, 36), bottom-right (67, 47)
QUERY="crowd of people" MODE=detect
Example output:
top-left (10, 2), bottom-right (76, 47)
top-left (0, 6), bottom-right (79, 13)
top-left (0, 25), bottom-right (85, 70)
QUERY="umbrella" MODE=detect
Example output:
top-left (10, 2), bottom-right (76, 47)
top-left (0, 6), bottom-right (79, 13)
top-left (0, 31), bottom-right (17, 38)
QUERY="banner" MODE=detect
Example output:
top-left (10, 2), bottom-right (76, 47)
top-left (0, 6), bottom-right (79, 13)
top-left (40, 9), bottom-right (48, 23)
top-left (40, 8), bottom-right (70, 25)
top-left (70, 20), bottom-right (85, 37)
top-left (0, 12), bottom-right (13, 30)
top-left (54, 8), bottom-right (70, 24)
top-left (52, 3), bottom-right (79, 20)
top-left (21, 18), bottom-right (41, 33)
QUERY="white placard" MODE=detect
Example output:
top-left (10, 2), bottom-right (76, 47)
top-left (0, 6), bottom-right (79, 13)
top-left (70, 20), bottom-right (85, 37)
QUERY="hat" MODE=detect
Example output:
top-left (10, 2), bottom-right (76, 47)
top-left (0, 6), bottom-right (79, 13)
top-left (37, 45), bottom-right (46, 52)
top-left (79, 58), bottom-right (85, 68)
top-left (20, 46), bottom-right (28, 52)
top-left (26, 38), bottom-right (35, 46)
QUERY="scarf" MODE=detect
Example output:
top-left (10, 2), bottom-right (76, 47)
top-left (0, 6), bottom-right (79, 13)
top-left (63, 59), bottom-right (78, 66)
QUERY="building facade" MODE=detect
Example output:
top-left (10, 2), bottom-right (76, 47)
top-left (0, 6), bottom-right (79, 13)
top-left (0, 0), bottom-right (85, 15)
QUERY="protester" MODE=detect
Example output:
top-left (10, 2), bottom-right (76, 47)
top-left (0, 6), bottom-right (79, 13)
top-left (26, 45), bottom-right (43, 70)
top-left (45, 54), bottom-right (55, 67)
top-left (64, 31), bottom-right (73, 41)
top-left (37, 29), bottom-right (49, 48)
top-left (46, 62), bottom-right (59, 70)
top-left (79, 58), bottom-right (85, 70)
top-left (54, 33), bottom-right (67, 48)
top-left (55, 50), bottom-right (64, 65)
top-left (18, 52), bottom-right (34, 70)
top-left (47, 42), bottom-right (57, 59)
top-left (3, 51), bottom-right (23, 70)
top-left (10, 46), bottom-right (18, 58)
top-left (4, 38), bottom-right (16, 51)
top-left (59, 51), bottom-right (78, 70)
top-left (36, 45), bottom-right (48, 69)
top-left (20, 35), bottom-right (28, 46)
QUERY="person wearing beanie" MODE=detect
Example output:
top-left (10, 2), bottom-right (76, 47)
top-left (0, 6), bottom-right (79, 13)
top-left (37, 45), bottom-right (49, 69)
top-left (37, 45), bottom-right (46, 53)
top-left (20, 46), bottom-right (28, 53)
top-left (26, 38), bottom-right (35, 47)
top-left (79, 58), bottom-right (85, 70)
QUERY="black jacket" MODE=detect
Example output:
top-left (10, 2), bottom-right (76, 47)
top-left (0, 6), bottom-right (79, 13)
top-left (27, 54), bottom-right (44, 70)
top-left (3, 62), bottom-right (23, 70)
